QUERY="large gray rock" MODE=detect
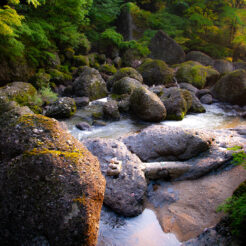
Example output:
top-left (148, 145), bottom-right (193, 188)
top-left (83, 138), bottom-right (147, 217)
top-left (123, 125), bottom-right (212, 162)
top-left (179, 83), bottom-right (198, 94)
top-left (211, 69), bottom-right (246, 106)
top-left (149, 30), bottom-right (185, 65)
top-left (185, 51), bottom-right (214, 66)
top-left (130, 87), bottom-right (166, 122)
top-left (73, 66), bottom-right (108, 100)
top-left (137, 58), bottom-right (174, 86)
top-left (0, 110), bottom-right (105, 245)
top-left (103, 100), bottom-right (120, 120)
top-left (45, 97), bottom-right (76, 119)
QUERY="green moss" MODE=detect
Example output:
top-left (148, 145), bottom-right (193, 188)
top-left (88, 80), bottom-right (107, 101)
top-left (65, 47), bottom-right (75, 59)
top-left (73, 55), bottom-right (89, 66)
top-left (92, 111), bottom-right (103, 119)
top-left (48, 68), bottom-right (72, 82)
top-left (176, 61), bottom-right (211, 89)
top-left (24, 147), bottom-right (84, 162)
top-left (31, 69), bottom-right (51, 89)
top-left (99, 64), bottom-right (117, 75)
top-left (166, 111), bottom-right (185, 121)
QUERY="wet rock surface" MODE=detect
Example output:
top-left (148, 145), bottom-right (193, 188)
top-left (83, 138), bottom-right (147, 217)
top-left (123, 125), bottom-right (212, 162)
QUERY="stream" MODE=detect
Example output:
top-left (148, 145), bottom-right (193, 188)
top-left (65, 101), bottom-right (246, 246)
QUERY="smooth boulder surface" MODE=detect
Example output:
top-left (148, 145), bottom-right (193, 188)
top-left (130, 87), bottom-right (166, 122)
top-left (149, 30), bottom-right (185, 65)
top-left (211, 69), bottom-right (246, 106)
top-left (84, 138), bottom-right (147, 217)
top-left (103, 100), bottom-right (120, 121)
top-left (0, 111), bottom-right (105, 246)
top-left (123, 125), bottom-right (212, 162)
top-left (185, 51), bottom-right (214, 66)
top-left (73, 66), bottom-right (108, 100)
top-left (137, 58), bottom-right (174, 86)
top-left (45, 97), bottom-right (76, 119)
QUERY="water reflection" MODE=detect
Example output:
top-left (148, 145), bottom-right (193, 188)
top-left (97, 207), bottom-right (181, 246)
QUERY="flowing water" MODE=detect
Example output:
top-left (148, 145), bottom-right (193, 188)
top-left (65, 100), bottom-right (246, 246)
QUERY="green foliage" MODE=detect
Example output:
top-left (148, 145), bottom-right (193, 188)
top-left (228, 146), bottom-right (246, 168)
top-left (39, 86), bottom-right (58, 105)
top-left (100, 28), bottom-right (123, 47)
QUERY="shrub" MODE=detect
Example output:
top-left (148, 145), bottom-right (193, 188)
top-left (39, 86), bottom-right (58, 105)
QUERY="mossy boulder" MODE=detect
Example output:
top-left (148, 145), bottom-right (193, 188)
top-left (137, 58), bottom-right (174, 86)
top-left (107, 67), bottom-right (143, 90)
top-left (176, 61), bottom-right (219, 89)
top-left (185, 51), bottom-right (214, 66)
top-left (73, 55), bottom-right (90, 67)
top-left (99, 64), bottom-right (117, 75)
top-left (149, 30), bottom-right (185, 65)
top-left (73, 66), bottom-right (108, 100)
top-left (130, 86), bottom-right (166, 122)
top-left (65, 48), bottom-right (75, 60)
top-left (112, 77), bottom-right (142, 95)
top-left (45, 97), bottom-right (76, 119)
top-left (211, 69), bottom-right (246, 106)
top-left (0, 82), bottom-right (42, 113)
top-left (0, 112), bottom-right (105, 246)
top-left (103, 100), bottom-right (120, 121)
top-left (160, 87), bottom-right (191, 121)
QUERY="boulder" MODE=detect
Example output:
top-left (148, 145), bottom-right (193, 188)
top-left (211, 69), bottom-right (246, 106)
top-left (84, 138), bottom-right (147, 217)
top-left (200, 94), bottom-right (213, 104)
top-left (0, 82), bottom-right (37, 106)
top-left (196, 89), bottom-right (211, 99)
top-left (112, 77), bottom-right (142, 95)
top-left (45, 97), bottom-right (76, 119)
top-left (107, 67), bottom-right (143, 90)
top-left (189, 93), bottom-right (206, 113)
top-left (76, 122), bottom-right (92, 131)
top-left (0, 112), bottom-right (105, 246)
top-left (185, 51), bottom-right (214, 66)
top-left (160, 87), bottom-right (192, 120)
top-left (176, 61), bottom-right (220, 89)
top-left (137, 58), bottom-right (174, 86)
top-left (73, 66), bottom-right (108, 100)
top-left (130, 86), bottom-right (166, 122)
top-left (213, 59), bottom-right (233, 74)
top-left (123, 125), bottom-right (211, 162)
top-left (103, 100), bottom-right (120, 121)
top-left (149, 30), bottom-right (185, 65)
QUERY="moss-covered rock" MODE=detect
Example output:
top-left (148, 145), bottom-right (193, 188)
top-left (160, 87), bottom-right (190, 121)
top-left (211, 69), bottom-right (246, 106)
top-left (130, 86), bottom-right (166, 122)
top-left (176, 61), bottom-right (219, 89)
top-left (137, 58), bottom-right (174, 86)
top-left (0, 82), bottom-right (42, 114)
top-left (213, 59), bottom-right (233, 74)
top-left (65, 47), bottom-right (75, 60)
top-left (0, 112), bottom-right (105, 246)
top-left (73, 66), bottom-right (108, 100)
top-left (107, 67), bottom-right (143, 90)
top-left (112, 77), bottom-right (142, 95)
top-left (103, 100), bottom-right (120, 121)
top-left (45, 97), bottom-right (76, 119)
top-left (73, 55), bottom-right (90, 67)
top-left (99, 64), bottom-right (117, 75)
